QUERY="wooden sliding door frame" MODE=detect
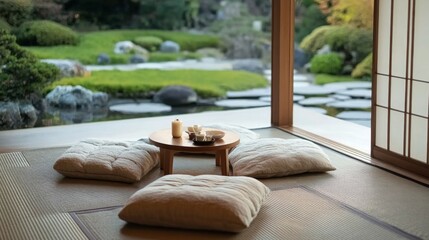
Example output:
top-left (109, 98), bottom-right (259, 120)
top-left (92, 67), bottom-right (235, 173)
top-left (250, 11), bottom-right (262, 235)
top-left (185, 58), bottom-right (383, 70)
top-left (271, 0), bottom-right (294, 127)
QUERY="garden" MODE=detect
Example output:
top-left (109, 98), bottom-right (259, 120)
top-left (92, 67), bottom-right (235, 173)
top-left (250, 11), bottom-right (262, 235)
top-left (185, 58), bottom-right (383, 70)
top-left (0, 0), bottom-right (373, 130)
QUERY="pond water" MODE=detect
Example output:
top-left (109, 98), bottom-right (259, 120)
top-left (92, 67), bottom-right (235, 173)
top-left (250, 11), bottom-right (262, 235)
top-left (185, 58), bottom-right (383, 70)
top-left (38, 79), bottom-right (372, 128)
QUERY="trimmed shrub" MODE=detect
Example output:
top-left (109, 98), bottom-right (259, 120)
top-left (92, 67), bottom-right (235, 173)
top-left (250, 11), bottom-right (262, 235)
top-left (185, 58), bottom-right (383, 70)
top-left (300, 25), bottom-right (334, 54)
top-left (346, 28), bottom-right (373, 63)
top-left (0, 0), bottom-right (32, 26)
top-left (133, 36), bottom-right (163, 51)
top-left (352, 53), bottom-right (373, 78)
top-left (0, 29), bottom-right (60, 101)
top-left (14, 20), bottom-right (79, 46)
top-left (324, 25), bottom-right (351, 52)
top-left (310, 53), bottom-right (343, 75)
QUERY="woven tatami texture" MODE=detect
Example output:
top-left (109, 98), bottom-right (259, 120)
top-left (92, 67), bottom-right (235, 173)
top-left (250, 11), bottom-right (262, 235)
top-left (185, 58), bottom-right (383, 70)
top-left (73, 187), bottom-right (416, 240)
top-left (0, 167), bottom-right (86, 240)
top-left (0, 128), bottom-right (428, 239)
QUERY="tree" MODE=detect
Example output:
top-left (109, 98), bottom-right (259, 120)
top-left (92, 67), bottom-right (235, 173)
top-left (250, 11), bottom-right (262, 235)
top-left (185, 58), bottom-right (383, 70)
top-left (316, 0), bottom-right (373, 29)
top-left (0, 29), bottom-right (60, 101)
top-left (139, 0), bottom-right (188, 30)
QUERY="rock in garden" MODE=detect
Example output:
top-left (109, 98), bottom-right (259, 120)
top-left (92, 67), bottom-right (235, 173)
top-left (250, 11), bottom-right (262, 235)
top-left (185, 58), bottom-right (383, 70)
top-left (114, 41), bottom-right (135, 54)
top-left (129, 54), bottom-right (146, 64)
top-left (46, 85), bottom-right (108, 110)
top-left (294, 43), bottom-right (309, 69)
top-left (232, 59), bottom-right (264, 74)
top-left (0, 102), bottom-right (22, 130)
top-left (19, 103), bottom-right (37, 128)
top-left (0, 102), bottom-right (37, 130)
top-left (97, 53), bottom-right (110, 64)
top-left (92, 92), bottom-right (109, 108)
top-left (160, 41), bottom-right (180, 53)
top-left (41, 59), bottom-right (88, 78)
top-left (153, 85), bottom-right (197, 106)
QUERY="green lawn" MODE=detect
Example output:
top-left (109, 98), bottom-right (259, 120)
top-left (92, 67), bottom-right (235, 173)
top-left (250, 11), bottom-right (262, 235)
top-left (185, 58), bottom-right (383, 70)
top-left (47, 69), bottom-right (268, 98)
top-left (25, 30), bottom-right (220, 64)
top-left (314, 74), bottom-right (362, 85)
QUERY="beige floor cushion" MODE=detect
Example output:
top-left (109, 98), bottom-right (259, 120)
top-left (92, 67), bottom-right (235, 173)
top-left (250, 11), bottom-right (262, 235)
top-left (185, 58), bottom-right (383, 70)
top-left (229, 138), bottom-right (336, 178)
top-left (118, 174), bottom-right (270, 232)
top-left (53, 139), bottom-right (159, 183)
top-left (204, 123), bottom-right (260, 143)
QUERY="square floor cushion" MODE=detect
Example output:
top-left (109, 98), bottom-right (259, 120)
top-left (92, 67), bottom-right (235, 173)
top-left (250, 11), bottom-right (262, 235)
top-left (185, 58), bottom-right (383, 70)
top-left (53, 139), bottom-right (159, 183)
top-left (229, 138), bottom-right (336, 178)
top-left (118, 174), bottom-right (270, 232)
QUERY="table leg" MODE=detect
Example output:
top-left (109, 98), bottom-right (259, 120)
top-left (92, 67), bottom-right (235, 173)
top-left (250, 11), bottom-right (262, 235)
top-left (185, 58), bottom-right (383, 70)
top-left (215, 154), bottom-right (221, 166)
top-left (159, 149), bottom-right (165, 170)
top-left (217, 149), bottom-right (229, 176)
top-left (163, 149), bottom-right (175, 175)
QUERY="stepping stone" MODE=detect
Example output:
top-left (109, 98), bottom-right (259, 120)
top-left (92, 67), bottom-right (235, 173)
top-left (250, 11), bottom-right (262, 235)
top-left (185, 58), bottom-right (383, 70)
top-left (336, 111), bottom-right (371, 120)
top-left (226, 87), bottom-right (271, 98)
top-left (294, 85), bottom-right (346, 96)
top-left (298, 97), bottom-right (336, 106)
top-left (259, 96), bottom-right (271, 102)
top-left (330, 94), bottom-right (351, 101)
top-left (324, 81), bottom-right (372, 90)
top-left (109, 103), bottom-right (171, 114)
top-left (214, 99), bottom-right (270, 108)
top-left (294, 74), bottom-right (310, 82)
top-left (336, 89), bottom-right (372, 99)
top-left (293, 95), bottom-right (305, 102)
top-left (302, 107), bottom-right (327, 115)
top-left (327, 99), bottom-right (371, 109)
top-left (294, 82), bottom-right (311, 87)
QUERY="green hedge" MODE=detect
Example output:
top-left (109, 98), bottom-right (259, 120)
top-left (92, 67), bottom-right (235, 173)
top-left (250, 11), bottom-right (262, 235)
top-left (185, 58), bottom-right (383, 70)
top-left (133, 36), bottom-right (163, 51)
top-left (352, 53), bottom-right (372, 78)
top-left (15, 20), bottom-right (79, 46)
top-left (300, 25), bottom-right (373, 63)
top-left (25, 30), bottom-right (220, 64)
top-left (47, 69), bottom-right (268, 98)
top-left (310, 53), bottom-right (343, 75)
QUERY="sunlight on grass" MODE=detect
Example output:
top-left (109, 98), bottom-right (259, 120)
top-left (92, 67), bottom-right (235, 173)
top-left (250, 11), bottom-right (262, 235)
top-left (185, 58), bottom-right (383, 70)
top-left (48, 69), bottom-right (268, 98)
top-left (25, 30), bottom-right (220, 64)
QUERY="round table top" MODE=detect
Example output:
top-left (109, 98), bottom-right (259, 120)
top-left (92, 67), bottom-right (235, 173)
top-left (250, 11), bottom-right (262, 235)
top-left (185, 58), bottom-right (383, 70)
top-left (149, 128), bottom-right (240, 152)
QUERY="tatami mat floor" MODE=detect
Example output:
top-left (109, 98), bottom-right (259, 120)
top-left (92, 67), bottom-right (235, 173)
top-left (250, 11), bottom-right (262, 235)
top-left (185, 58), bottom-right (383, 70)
top-left (0, 128), bottom-right (428, 239)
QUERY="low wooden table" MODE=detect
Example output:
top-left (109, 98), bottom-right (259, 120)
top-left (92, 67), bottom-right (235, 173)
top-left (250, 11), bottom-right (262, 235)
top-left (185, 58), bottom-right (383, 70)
top-left (149, 129), bottom-right (240, 176)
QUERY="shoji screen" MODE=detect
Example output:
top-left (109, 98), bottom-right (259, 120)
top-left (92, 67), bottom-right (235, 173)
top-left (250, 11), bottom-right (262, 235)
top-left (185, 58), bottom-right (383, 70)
top-left (373, 0), bottom-right (429, 177)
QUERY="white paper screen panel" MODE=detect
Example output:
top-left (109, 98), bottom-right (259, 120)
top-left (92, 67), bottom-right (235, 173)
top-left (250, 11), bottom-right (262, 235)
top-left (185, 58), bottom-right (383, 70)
top-left (376, 0), bottom-right (391, 75)
top-left (410, 116), bottom-right (427, 162)
top-left (413, 0), bottom-right (429, 82)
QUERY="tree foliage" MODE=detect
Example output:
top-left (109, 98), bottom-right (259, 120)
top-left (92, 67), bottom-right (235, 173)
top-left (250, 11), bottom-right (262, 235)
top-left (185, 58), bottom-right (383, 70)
top-left (0, 0), bottom-right (33, 26)
top-left (316, 0), bottom-right (373, 29)
top-left (0, 29), bottom-right (60, 101)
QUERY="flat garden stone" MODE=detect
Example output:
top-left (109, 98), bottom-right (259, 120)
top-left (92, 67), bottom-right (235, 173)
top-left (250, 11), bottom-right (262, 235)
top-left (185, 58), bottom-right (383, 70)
top-left (294, 85), bottom-right (346, 96)
top-left (293, 95), bottom-right (305, 102)
top-left (259, 96), bottom-right (271, 102)
top-left (324, 81), bottom-right (371, 90)
top-left (214, 100), bottom-right (270, 108)
top-left (336, 111), bottom-right (371, 120)
top-left (336, 89), bottom-right (372, 99)
top-left (330, 94), bottom-right (351, 101)
top-left (109, 103), bottom-right (171, 114)
top-left (153, 86), bottom-right (197, 106)
top-left (327, 99), bottom-right (371, 109)
top-left (298, 97), bottom-right (336, 106)
top-left (227, 87), bottom-right (271, 98)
